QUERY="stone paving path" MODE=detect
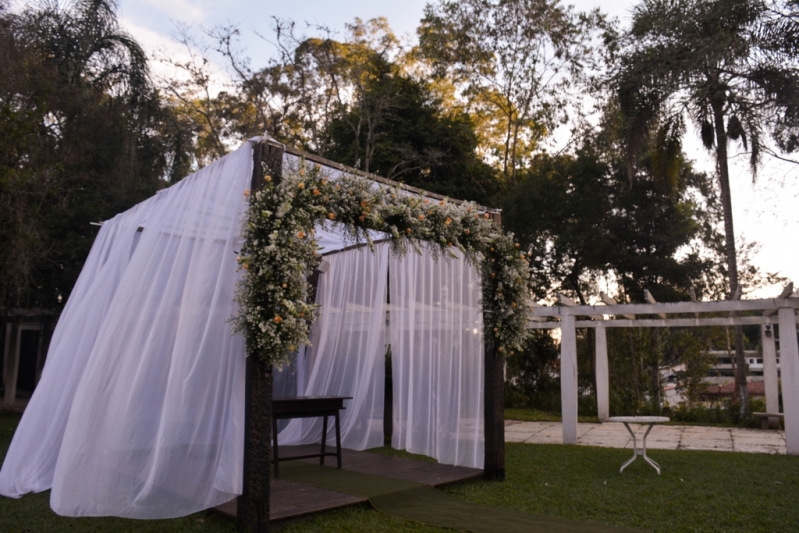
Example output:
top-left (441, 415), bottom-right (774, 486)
top-left (505, 420), bottom-right (787, 454)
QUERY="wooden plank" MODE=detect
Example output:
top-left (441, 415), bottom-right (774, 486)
top-left (215, 447), bottom-right (481, 523)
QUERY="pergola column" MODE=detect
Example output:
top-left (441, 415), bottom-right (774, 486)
top-left (560, 314), bottom-right (578, 444)
top-left (761, 323), bottom-right (780, 429)
top-left (595, 323), bottom-right (609, 422)
top-left (778, 307), bottom-right (799, 454)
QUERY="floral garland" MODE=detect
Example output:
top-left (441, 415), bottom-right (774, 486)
top-left (233, 163), bottom-right (533, 367)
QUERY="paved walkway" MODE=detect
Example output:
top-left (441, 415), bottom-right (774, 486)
top-left (505, 420), bottom-right (787, 454)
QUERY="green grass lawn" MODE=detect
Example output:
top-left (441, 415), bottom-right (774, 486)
top-left (3, 411), bottom-right (799, 532)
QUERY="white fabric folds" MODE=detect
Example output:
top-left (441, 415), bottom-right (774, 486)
top-left (389, 247), bottom-right (485, 469)
top-left (0, 141), bottom-right (485, 519)
top-left (276, 243), bottom-right (389, 450)
top-left (0, 143), bottom-right (253, 518)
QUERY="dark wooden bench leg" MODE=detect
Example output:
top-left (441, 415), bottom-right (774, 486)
top-left (335, 411), bottom-right (342, 469)
top-left (320, 415), bottom-right (328, 466)
top-left (273, 415), bottom-right (280, 478)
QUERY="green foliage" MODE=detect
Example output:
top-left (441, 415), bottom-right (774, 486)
top-left (0, 0), bottom-right (191, 310)
top-left (501, 142), bottom-right (721, 304)
top-left (324, 69), bottom-right (499, 203)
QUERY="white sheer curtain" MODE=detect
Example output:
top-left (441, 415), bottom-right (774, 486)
top-left (277, 243), bottom-right (389, 451)
top-left (389, 247), bottom-right (484, 469)
top-left (0, 142), bottom-right (253, 518)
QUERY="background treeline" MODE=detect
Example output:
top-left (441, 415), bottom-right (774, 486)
top-left (2, 0), bottom-right (798, 417)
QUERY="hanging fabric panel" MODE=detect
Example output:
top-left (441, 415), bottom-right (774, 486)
top-left (0, 143), bottom-right (253, 518)
top-left (277, 243), bottom-right (389, 451)
top-left (0, 202), bottom-right (152, 498)
top-left (389, 247), bottom-right (484, 469)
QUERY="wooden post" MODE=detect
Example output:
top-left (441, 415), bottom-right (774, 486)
top-left (483, 210), bottom-right (504, 481)
top-left (762, 323), bottom-right (780, 429)
top-left (238, 140), bottom-right (284, 532)
top-left (483, 341), bottom-right (505, 480)
top-left (595, 323), bottom-right (609, 423)
top-left (560, 314), bottom-right (578, 444)
top-left (778, 308), bottom-right (799, 455)
top-left (3, 320), bottom-right (19, 407)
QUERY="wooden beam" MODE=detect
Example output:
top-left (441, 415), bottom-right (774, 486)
top-left (764, 283), bottom-right (794, 317)
top-left (483, 213), bottom-right (505, 481)
top-left (560, 315), bottom-right (578, 444)
top-left (531, 298), bottom-right (799, 317)
top-left (595, 323), bottom-right (609, 423)
top-left (238, 140), bottom-right (282, 533)
top-left (527, 315), bottom-right (797, 329)
top-left (268, 140), bottom-right (499, 215)
top-left (644, 290), bottom-right (667, 319)
top-left (778, 307), bottom-right (799, 455)
top-left (762, 323), bottom-right (780, 429)
top-left (600, 291), bottom-right (634, 320)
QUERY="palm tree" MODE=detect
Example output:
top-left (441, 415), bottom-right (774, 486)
top-left (613, 0), bottom-right (799, 415)
top-left (18, 0), bottom-right (150, 104)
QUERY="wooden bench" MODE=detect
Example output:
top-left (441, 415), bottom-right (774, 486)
top-left (752, 412), bottom-right (784, 430)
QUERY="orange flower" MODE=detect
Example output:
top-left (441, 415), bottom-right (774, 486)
top-left (298, 231), bottom-right (305, 239)
top-left (464, 229), bottom-right (470, 235)
top-left (511, 302), bottom-right (517, 308)
top-left (491, 273), bottom-right (496, 278)
top-left (299, 312), bottom-right (305, 318)
top-left (328, 212), bottom-right (336, 220)
top-left (515, 243), bottom-right (520, 248)
top-left (274, 316), bottom-right (283, 323)
top-left (313, 189), bottom-right (320, 196)
top-left (423, 199), bottom-right (429, 204)
top-left (484, 213), bottom-right (490, 219)
top-left (445, 217), bottom-right (452, 225)
top-left (299, 168), bottom-right (306, 176)
top-left (418, 214), bottom-right (425, 221)
top-left (406, 228), bottom-right (412, 234)
top-left (265, 175), bottom-right (272, 182)
top-left (242, 263), bottom-right (249, 270)
top-left (298, 182), bottom-right (305, 189)
top-left (439, 200), bottom-right (445, 206)
top-left (360, 200), bottom-right (368, 207)
top-left (243, 189), bottom-right (250, 197)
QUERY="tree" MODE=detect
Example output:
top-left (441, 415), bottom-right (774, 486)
top-left (418, 0), bottom-right (605, 184)
top-left (0, 0), bottom-right (189, 311)
top-left (324, 61), bottom-right (499, 202)
top-left (612, 0), bottom-right (799, 414)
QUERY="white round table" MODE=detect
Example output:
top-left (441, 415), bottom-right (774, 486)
top-left (608, 416), bottom-right (670, 475)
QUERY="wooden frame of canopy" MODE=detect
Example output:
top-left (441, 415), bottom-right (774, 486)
top-left (238, 139), bottom-right (505, 532)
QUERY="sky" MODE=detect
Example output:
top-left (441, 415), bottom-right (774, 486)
top-left (114, 0), bottom-right (799, 298)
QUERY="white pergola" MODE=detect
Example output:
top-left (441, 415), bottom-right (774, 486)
top-left (528, 288), bottom-right (799, 454)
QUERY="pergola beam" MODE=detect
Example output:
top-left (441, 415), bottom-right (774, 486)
top-left (532, 298), bottom-right (799, 317)
top-left (527, 315), bottom-right (798, 329)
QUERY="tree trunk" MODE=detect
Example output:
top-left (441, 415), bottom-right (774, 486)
top-left (711, 100), bottom-right (749, 417)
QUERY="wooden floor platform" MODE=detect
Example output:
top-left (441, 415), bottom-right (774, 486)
top-left (214, 445), bottom-right (482, 523)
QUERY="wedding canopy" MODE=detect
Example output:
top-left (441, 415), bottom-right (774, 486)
top-left (0, 139), bottom-right (485, 519)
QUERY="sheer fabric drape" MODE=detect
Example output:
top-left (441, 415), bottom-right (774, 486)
top-left (389, 247), bottom-right (484, 469)
top-left (0, 143), bottom-right (253, 518)
top-left (276, 243), bottom-right (389, 451)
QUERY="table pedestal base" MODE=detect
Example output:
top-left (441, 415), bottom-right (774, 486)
top-left (619, 422), bottom-right (661, 475)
